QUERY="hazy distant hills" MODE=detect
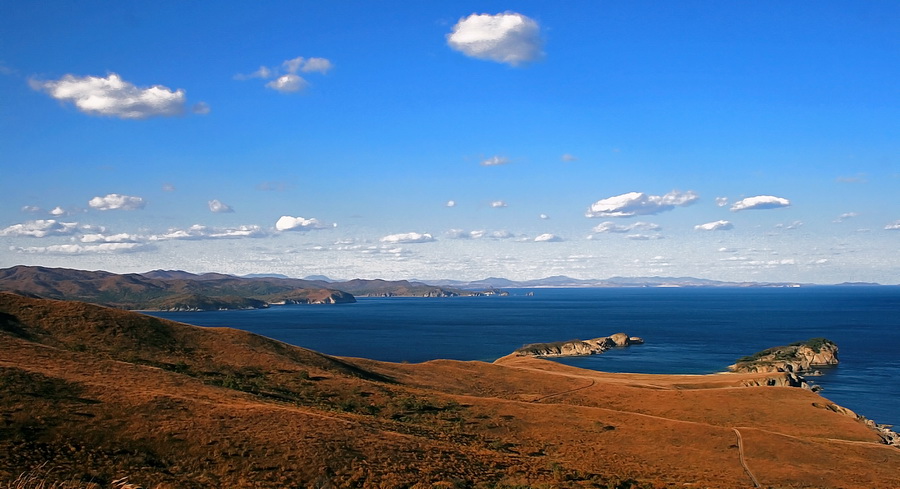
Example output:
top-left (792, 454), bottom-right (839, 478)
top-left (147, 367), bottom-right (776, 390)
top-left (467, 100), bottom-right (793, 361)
top-left (423, 275), bottom-right (811, 289)
top-left (0, 266), bottom-right (465, 311)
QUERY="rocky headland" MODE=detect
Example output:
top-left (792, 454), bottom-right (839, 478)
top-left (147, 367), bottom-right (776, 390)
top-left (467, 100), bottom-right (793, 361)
top-left (511, 332), bottom-right (644, 357)
top-left (729, 337), bottom-right (840, 375)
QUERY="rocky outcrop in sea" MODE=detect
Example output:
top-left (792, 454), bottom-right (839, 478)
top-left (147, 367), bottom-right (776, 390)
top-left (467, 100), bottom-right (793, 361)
top-left (513, 332), bottom-right (644, 358)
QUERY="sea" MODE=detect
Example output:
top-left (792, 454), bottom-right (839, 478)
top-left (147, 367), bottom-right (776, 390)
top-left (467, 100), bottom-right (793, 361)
top-left (147, 287), bottom-right (900, 429)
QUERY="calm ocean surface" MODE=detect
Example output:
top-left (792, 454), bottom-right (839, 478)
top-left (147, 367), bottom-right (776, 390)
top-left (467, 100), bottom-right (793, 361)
top-left (148, 287), bottom-right (900, 428)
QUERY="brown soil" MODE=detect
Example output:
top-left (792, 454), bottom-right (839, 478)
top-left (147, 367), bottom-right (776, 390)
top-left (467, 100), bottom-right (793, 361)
top-left (1, 292), bottom-right (897, 488)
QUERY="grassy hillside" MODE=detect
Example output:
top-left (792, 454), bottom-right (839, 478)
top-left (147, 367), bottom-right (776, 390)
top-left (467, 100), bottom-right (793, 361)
top-left (1, 292), bottom-right (898, 488)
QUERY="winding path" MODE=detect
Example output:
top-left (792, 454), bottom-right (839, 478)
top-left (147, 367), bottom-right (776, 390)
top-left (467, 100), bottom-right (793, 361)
top-left (530, 379), bottom-right (596, 403)
top-left (733, 428), bottom-right (761, 488)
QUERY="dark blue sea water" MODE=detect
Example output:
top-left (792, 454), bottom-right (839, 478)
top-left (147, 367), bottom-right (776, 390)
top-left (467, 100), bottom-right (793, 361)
top-left (148, 287), bottom-right (900, 428)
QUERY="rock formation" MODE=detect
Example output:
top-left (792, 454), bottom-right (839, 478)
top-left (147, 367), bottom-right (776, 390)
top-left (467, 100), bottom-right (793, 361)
top-left (513, 333), bottom-right (644, 358)
top-left (729, 338), bottom-right (839, 375)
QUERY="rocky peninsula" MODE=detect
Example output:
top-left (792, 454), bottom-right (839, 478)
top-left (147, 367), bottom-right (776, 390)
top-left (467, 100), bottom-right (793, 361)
top-left (512, 332), bottom-right (644, 357)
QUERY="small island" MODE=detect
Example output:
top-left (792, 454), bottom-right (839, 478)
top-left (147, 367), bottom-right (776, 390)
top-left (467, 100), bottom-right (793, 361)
top-left (729, 337), bottom-right (839, 374)
top-left (512, 332), bottom-right (644, 357)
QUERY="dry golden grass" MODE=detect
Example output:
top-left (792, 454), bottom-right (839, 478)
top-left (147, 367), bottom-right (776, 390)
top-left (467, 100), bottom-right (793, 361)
top-left (2, 291), bottom-right (898, 488)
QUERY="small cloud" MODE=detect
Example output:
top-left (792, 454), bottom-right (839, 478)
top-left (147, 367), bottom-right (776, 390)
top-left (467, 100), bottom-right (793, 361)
top-left (539, 213), bottom-right (549, 220)
top-left (49, 206), bottom-right (67, 216)
top-left (21, 205), bottom-right (41, 213)
top-left (234, 66), bottom-right (272, 80)
top-left (12, 243), bottom-right (148, 254)
top-left (586, 190), bottom-right (698, 218)
top-left (534, 233), bottom-right (562, 242)
top-left (0, 219), bottom-right (78, 238)
top-left (445, 229), bottom-right (515, 240)
top-left (480, 155), bottom-right (510, 166)
top-left (446, 200), bottom-right (456, 207)
top-left (31, 73), bottom-right (188, 119)
top-left (162, 183), bottom-right (176, 192)
top-left (592, 221), bottom-right (661, 234)
top-left (192, 102), bottom-right (211, 115)
top-left (561, 153), bottom-right (577, 162)
top-left (296, 57), bottom-right (333, 74)
top-left (80, 233), bottom-right (141, 243)
top-left (150, 224), bottom-right (267, 241)
top-left (380, 232), bottom-right (435, 244)
top-left (490, 200), bottom-right (508, 208)
top-left (775, 220), bottom-right (803, 230)
top-left (0, 62), bottom-right (17, 76)
top-left (885, 220), bottom-right (900, 231)
top-left (266, 74), bottom-right (308, 93)
top-left (237, 56), bottom-right (332, 94)
top-left (208, 199), bottom-right (234, 213)
top-left (694, 220), bottom-right (734, 231)
top-left (447, 12), bottom-right (543, 66)
top-left (626, 234), bottom-right (663, 241)
top-left (715, 197), bottom-right (729, 207)
top-left (730, 195), bottom-right (790, 211)
top-left (88, 193), bottom-right (145, 211)
top-left (275, 216), bottom-right (335, 232)
top-left (834, 212), bottom-right (858, 223)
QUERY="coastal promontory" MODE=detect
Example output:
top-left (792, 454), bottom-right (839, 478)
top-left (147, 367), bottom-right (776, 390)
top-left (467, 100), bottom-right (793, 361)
top-left (511, 332), bottom-right (644, 357)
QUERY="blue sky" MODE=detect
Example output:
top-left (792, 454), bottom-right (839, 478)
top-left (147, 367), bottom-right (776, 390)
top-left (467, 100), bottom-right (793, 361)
top-left (1, 1), bottom-right (898, 283)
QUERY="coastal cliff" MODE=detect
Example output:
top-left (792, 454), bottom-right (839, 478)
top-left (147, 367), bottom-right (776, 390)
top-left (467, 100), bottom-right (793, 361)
top-left (729, 337), bottom-right (839, 375)
top-left (512, 332), bottom-right (643, 358)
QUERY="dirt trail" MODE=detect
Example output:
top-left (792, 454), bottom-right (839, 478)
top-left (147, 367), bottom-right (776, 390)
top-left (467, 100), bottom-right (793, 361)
top-left (733, 428), bottom-right (761, 488)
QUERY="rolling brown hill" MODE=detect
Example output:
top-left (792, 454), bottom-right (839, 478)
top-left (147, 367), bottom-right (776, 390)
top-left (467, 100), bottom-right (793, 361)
top-left (1, 291), bottom-right (898, 488)
top-left (0, 266), bottom-right (469, 311)
top-left (0, 265), bottom-right (355, 310)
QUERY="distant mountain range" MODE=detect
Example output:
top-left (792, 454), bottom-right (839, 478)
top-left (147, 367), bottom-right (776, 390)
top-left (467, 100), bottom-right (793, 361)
top-left (0, 266), bottom-right (887, 312)
top-left (418, 275), bottom-right (887, 289)
top-left (0, 266), bottom-right (469, 311)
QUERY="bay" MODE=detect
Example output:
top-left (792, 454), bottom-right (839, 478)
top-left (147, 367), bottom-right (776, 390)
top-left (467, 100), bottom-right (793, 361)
top-left (148, 286), bottom-right (900, 428)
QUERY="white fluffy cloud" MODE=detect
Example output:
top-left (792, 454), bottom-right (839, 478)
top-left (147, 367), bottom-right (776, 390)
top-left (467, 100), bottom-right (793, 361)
top-left (11, 243), bottom-right (147, 254)
top-left (446, 200), bottom-right (456, 207)
top-left (481, 155), bottom-right (510, 166)
top-left (730, 195), bottom-right (791, 211)
top-left (490, 200), bottom-right (508, 208)
top-left (885, 221), bottom-right (900, 231)
top-left (592, 221), bottom-right (661, 233)
top-left (208, 199), bottom-right (234, 213)
top-left (534, 233), bottom-right (562, 242)
top-left (284, 56), bottom-right (333, 74)
top-left (586, 191), bottom-right (698, 218)
top-left (31, 73), bottom-right (191, 119)
top-left (80, 233), bottom-right (141, 243)
top-left (88, 194), bottom-right (145, 211)
top-left (380, 232), bottom-right (435, 244)
top-left (539, 213), bottom-right (549, 220)
top-left (447, 12), bottom-right (543, 66)
top-left (715, 197), bottom-right (729, 207)
top-left (275, 216), bottom-right (335, 232)
top-left (834, 212), bottom-right (859, 223)
top-left (0, 219), bottom-right (78, 238)
top-left (151, 224), bottom-right (268, 240)
top-left (21, 205), bottom-right (41, 213)
top-left (694, 220), bottom-right (734, 231)
top-left (266, 74), bottom-right (308, 93)
top-left (238, 56), bottom-right (333, 94)
top-left (445, 229), bottom-right (514, 240)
